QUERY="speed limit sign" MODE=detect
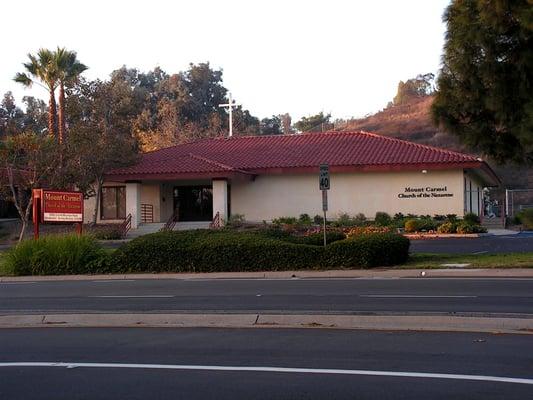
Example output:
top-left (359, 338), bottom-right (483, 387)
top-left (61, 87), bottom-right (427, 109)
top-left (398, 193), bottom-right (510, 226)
top-left (319, 164), bottom-right (330, 190)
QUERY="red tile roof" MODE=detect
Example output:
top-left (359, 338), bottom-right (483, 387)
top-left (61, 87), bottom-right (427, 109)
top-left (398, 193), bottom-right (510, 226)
top-left (106, 131), bottom-right (499, 184)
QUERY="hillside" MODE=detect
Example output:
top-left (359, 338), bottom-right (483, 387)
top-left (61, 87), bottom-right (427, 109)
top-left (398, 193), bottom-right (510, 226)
top-left (339, 96), bottom-right (533, 191)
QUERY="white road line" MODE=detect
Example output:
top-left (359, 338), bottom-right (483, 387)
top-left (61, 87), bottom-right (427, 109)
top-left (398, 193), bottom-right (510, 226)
top-left (0, 362), bottom-right (531, 385)
top-left (88, 295), bottom-right (174, 298)
top-left (359, 295), bottom-right (478, 298)
top-left (472, 251), bottom-right (488, 255)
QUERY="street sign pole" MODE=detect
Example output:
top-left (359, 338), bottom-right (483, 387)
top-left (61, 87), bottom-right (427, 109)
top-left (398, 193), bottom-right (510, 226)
top-left (319, 164), bottom-right (330, 247)
top-left (322, 190), bottom-right (327, 247)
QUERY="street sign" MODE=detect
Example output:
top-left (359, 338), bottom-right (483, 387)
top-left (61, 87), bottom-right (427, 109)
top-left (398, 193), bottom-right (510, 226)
top-left (319, 164), bottom-right (330, 190)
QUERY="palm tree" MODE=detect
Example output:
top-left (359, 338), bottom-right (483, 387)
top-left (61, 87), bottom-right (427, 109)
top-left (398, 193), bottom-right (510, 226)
top-left (55, 48), bottom-right (87, 144)
top-left (14, 49), bottom-right (59, 139)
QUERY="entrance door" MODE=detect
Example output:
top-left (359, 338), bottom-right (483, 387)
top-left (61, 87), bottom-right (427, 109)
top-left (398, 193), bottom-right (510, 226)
top-left (173, 186), bottom-right (213, 221)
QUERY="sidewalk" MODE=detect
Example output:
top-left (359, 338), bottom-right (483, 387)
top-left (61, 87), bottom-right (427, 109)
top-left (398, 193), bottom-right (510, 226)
top-left (2, 268), bottom-right (533, 282)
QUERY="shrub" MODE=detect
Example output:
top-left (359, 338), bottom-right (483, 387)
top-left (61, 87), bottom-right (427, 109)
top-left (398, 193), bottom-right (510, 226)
top-left (393, 213), bottom-right (405, 221)
top-left (272, 216), bottom-right (298, 225)
top-left (416, 217), bottom-right (439, 232)
top-left (324, 233), bottom-right (410, 268)
top-left (346, 226), bottom-right (392, 238)
top-left (92, 226), bottom-right (123, 240)
top-left (111, 230), bottom-right (322, 273)
top-left (255, 228), bottom-right (345, 246)
top-left (518, 209), bottom-right (533, 230)
top-left (313, 214), bottom-right (324, 225)
top-left (374, 212), bottom-right (392, 226)
top-left (110, 230), bottom-right (410, 273)
top-left (437, 222), bottom-right (457, 234)
top-left (456, 222), bottom-right (487, 234)
top-left (4, 234), bottom-right (107, 276)
top-left (298, 214), bottom-right (312, 225)
top-left (463, 212), bottom-right (481, 225)
top-left (295, 231), bottom-right (346, 246)
top-left (446, 214), bottom-right (458, 222)
top-left (227, 214), bottom-right (246, 227)
top-left (334, 212), bottom-right (354, 227)
top-left (353, 213), bottom-right (367, 226)
top-left (404, 219), bottom-right (419, 233)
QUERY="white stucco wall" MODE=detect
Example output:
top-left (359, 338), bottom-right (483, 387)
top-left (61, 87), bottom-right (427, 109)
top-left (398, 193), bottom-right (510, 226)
top-left (231, 170), bottom-right (466, 222)
top-left (83, 182), bottom-right (161, 224)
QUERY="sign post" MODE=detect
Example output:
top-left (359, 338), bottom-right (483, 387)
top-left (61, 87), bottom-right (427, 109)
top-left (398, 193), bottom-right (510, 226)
top-left (319, 164), bottom-right (330, 247)
top-left (32, 189), bottom-right (42, 240)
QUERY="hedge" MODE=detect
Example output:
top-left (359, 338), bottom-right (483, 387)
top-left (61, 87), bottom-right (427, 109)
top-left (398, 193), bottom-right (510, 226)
top-left (3, 230), bottom-right (411, 276)
top-left (323, 233), bottom-right (410, 268)
top-left (3, 234), bottom-right (107, 276)
top-left (110, 230), bottom-right (322, 273)
top-left (110, 230), bottom-right (409, 273)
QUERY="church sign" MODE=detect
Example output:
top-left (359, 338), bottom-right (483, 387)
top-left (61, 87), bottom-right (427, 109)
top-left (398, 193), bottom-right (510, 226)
top-left (41, 190), bottom-right (84, 223)
top-left (398, 186), bottom-right (454, 199)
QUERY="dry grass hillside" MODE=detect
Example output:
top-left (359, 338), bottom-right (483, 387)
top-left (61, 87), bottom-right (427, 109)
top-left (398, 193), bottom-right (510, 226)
top-left (338, 96), bottom-right (533, 191)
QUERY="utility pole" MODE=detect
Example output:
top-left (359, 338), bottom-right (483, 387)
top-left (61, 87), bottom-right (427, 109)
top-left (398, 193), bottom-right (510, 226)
top-left (219, 92), bottom-right (241, 137)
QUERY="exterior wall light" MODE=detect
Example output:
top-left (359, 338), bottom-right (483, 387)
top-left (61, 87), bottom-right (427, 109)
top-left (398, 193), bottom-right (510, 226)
top-left (422, 170), bottom-right (428, 174)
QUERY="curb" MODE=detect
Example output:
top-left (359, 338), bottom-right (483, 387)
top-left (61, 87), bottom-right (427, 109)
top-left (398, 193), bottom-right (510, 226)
top-left (1, 313), bottom-right (532, 334)
top-left (2, 268), bottom-right (533, 282)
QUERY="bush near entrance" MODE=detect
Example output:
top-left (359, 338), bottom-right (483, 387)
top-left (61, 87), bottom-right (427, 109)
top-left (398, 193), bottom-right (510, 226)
top-left (2, 229), bottom-right (410, 276)
top-left (108, 230), bottom-right (410, 273)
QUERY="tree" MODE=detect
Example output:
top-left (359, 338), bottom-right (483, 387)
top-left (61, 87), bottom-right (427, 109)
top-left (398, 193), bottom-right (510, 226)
top-left (393, 73), bottom-right (435, 106)
top-left (294, 112), bottom-right (332, 132)
top-left (280, 113), bottom-right (293, 135)
top-left (66, 78), bottom-right (139, 224)
top-left (431, 0), bottom-right (533, 165)
top-left (260, 115), bottom-right (282, 135)
top-left (0, 93), bottom-right (48, 138)
top-left (0, 92), bottom-right (24, 137)
top-left (54, 47), bottom-right (87, 145)
top-left (14, 49), bottom-right (60, 139)
top-left (130, 64), bottom-right (261, 150)
top-left (0, 133), bottom-right (59, 241)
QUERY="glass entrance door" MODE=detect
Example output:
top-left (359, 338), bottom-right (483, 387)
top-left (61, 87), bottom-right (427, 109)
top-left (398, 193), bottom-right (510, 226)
top-left (173, 186), bottom-right (213, 221)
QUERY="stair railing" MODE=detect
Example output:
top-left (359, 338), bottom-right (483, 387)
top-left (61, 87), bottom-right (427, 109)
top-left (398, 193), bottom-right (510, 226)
top-left (210, 211), bottom-right (221, 229)
top-left (119, 213), bottom-right (132, 238)
top-left (160, 208), bottom-right (179, 232)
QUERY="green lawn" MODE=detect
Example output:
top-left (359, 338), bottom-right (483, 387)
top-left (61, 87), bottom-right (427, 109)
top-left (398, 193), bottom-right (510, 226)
top-left (406, 252), bottom-right (533, 269)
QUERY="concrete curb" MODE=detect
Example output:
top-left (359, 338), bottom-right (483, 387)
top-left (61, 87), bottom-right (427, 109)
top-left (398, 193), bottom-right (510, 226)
top-left (1, 313), bottom-right (532, 334)
top-left (2, 268), bottom-right (533, 282)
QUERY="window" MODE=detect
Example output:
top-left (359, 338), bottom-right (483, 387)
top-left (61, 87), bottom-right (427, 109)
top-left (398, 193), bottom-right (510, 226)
top-left (101, 186), bottom-right (126, 219)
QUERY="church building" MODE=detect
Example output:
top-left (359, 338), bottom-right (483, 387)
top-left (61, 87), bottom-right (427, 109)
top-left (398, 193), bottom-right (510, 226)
top-left (84, 131), bottom-right (500, 229)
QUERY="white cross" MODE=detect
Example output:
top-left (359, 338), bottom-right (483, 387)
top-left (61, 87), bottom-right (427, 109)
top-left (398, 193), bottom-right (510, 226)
top-left (219, 92), bottom-right (240, 137)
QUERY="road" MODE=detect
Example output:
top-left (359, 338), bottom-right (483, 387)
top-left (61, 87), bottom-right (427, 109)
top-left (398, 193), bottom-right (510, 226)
top-left (0, 327), bottom-right (531, 399)
top-left (1, 277), bottom-right (533, 316)
top-left (410, 233), bottom-right (533, 254)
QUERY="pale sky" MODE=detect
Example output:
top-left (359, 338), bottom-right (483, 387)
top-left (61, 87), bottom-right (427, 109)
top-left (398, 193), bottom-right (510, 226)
top-left (1, 0), bottom-right (450, 121)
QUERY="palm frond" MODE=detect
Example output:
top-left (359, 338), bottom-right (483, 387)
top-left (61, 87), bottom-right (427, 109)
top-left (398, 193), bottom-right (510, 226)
top-left (13, 72), bottom-right (33, 87)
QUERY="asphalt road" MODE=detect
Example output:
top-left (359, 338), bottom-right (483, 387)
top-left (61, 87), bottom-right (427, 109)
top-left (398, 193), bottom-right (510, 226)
top-left (2, 277), bottom-right (533, 316)
top-left (410, 233), bottom-right (533, 254)
top-left (0, 327), bottom-right (531, 399)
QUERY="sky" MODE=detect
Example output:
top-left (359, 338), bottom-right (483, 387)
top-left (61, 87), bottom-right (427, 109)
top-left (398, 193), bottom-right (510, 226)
top-left (1, 0), bottom-right (451, 121)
